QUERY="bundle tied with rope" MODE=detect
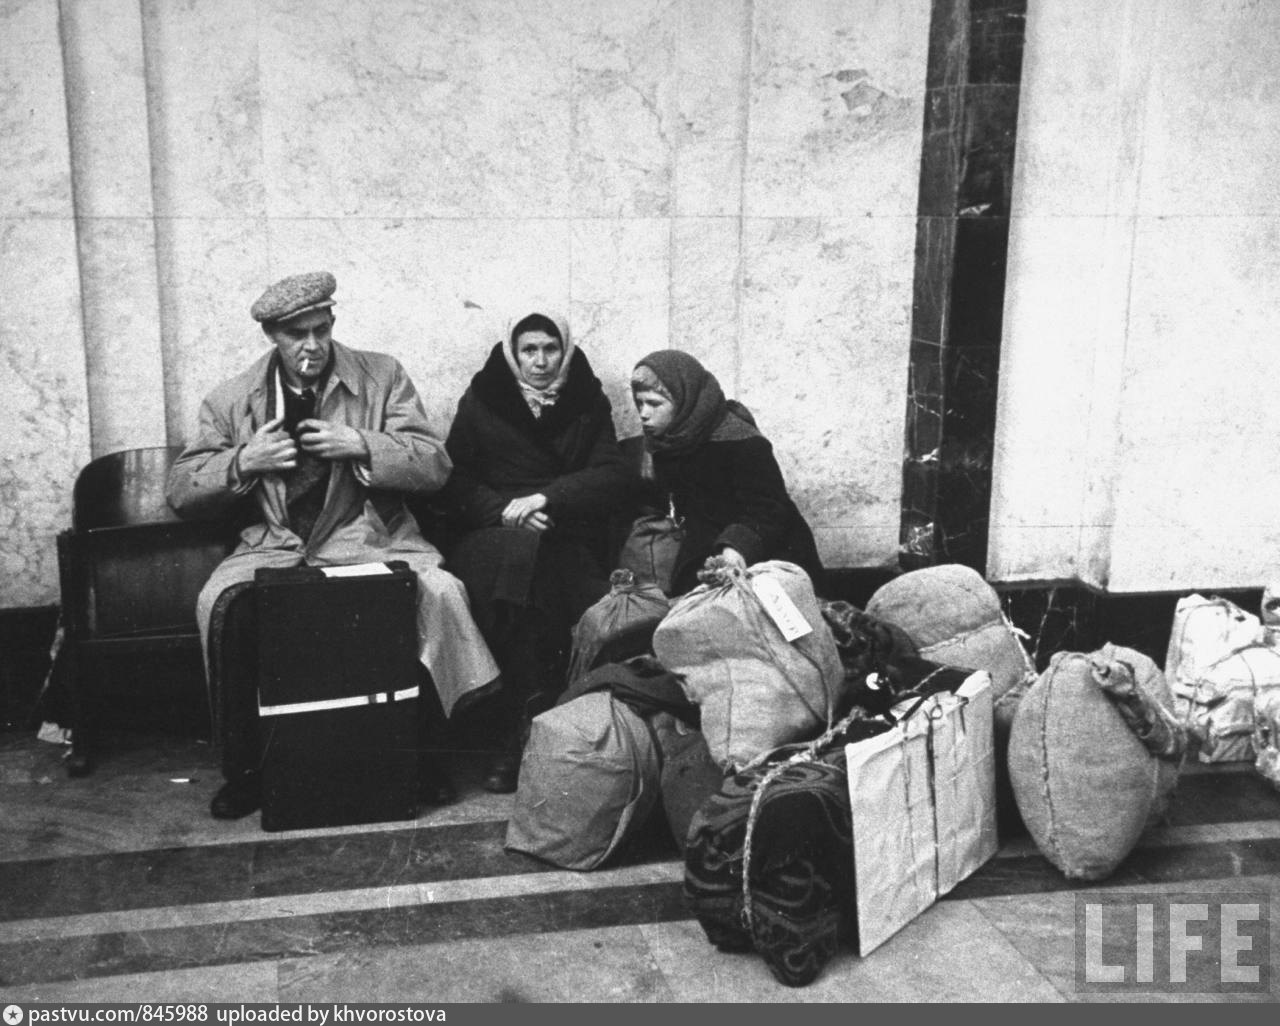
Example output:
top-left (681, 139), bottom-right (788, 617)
top-left (1165, 592), bottom-right (1280, 763)
top-left (653, 557), bottom-right (845, 771)
top-left (1007, 643), bottom-right (1182, 881)
top-left (682, 594), bottom-right (975, 987)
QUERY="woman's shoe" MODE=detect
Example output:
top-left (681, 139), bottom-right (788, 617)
top-left (482, 751), bottom-right (520, 794)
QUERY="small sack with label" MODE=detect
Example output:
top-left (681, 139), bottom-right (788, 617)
top-left (653, 559), bottom-right (845, 771)
top-left (567, 569), bottom-right (670, 687)
top-left (617, 512), bottom-right (684, 594)
top-left (1008, 644), bottom-right (1180, 881)
top-left (505, 691), bottom-right (661, 871)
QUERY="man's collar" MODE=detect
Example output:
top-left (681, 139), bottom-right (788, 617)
top-left (326, 340), bottom-right (362, 397)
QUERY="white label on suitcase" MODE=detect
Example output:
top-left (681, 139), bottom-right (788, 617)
top-left (320, 562), bottom-right (393, 578)
top-left (752, 574), bottom-right (812, 642)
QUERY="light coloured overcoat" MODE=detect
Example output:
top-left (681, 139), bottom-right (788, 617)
top-left (167, 340), bottom-right (499, 715)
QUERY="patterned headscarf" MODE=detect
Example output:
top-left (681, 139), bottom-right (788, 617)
top-left (631, 350), bottom-right (758, 454)
top-left (503, 311), bottom-right (576, 418)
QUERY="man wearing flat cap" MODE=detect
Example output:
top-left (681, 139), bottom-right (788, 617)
top-left (167, 271), bottom-right (500, 819)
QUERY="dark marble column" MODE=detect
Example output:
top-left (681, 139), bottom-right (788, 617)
top-left (900, 0), bottom-right (1026, 572)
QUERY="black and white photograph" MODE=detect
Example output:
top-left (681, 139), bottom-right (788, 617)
top-left (2, 0), bottom-right (1278, 1008)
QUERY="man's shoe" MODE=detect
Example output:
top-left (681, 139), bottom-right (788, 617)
top-left (483, 751), bottom-right (520, 794)
top-left (418, 754), bottom-right (457, 807)
top-left (210, 772), bottom-right (261, 820)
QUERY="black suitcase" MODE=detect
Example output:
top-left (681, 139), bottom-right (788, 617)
top-left (255, 561), bottom-right (420, 831)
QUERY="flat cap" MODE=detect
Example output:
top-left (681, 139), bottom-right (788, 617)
top-left (250, 271), bottom-right (337, 323)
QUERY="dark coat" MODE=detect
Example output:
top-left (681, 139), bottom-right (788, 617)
top-left (441, 344), bottom-right (629, 563)
top-left (646, 434), bottom-right (824, 597)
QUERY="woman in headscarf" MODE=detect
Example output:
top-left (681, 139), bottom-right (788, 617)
top-left (629, 349), bottom-right (823, 597)
top-left (440, 311), bottom-right (630, 792)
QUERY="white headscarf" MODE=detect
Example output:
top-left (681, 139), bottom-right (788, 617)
top-left (502, 310), bottom-right (576, 418)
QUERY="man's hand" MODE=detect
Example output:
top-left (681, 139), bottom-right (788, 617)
top-left (502, 493), bottom-right (551, 532)
top-left (718, 546), bottom-right (748, 570)
top-left (297, 419), bottom-right (371, 461)
top-left (237, 416), bottom-right (297, 476)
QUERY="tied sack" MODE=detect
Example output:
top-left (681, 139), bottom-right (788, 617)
top-left (683, 743), bottom-right (860, 988)
top-left (653, 560), bottom-right (845, 771)
top-left (1165, 593), bottom-right (1280, 763)
top-left (865, 563), bottom-right (1034, 700)
top-left (567, 569), bottom-right (670, 687)
top-left (504, 691), bottom-right (660, 871)
top-left (865, 563), bottom-right (1036, 833)
top-left (1008, 644), bottom-right (1180, 881)
top-left (617, 511), bottom-right (684, 595)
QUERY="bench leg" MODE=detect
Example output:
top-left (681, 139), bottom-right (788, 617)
top-left (61, 642), bottom-right (95, 778)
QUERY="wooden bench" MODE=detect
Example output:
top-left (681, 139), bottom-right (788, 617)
top-left (54, 439), bottom-right (651, 776)
top-left (55, 447), bottom-right (240, 775)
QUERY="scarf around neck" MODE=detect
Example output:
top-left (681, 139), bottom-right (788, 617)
top-left (502, 310), bottom-right (576, 418)
top-left (633, 349), bottom-right (759, 455)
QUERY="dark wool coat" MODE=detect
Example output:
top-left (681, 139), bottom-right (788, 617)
top-left (441, 344), bottom-right (629, 556)
top-left (647, 435), bottom-right (824, 597)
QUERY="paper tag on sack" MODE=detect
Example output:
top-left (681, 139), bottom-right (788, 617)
top-left (752, 574), bottom-right (812, 642)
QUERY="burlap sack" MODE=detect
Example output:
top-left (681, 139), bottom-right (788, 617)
top-left (653, 561), bottom-right (844, 771)
top-left (1008, 644), bottom-right (1180, 881)
top-left (865, 564), bottom-right (1033, 700)
top-left (567, 569), bottom-right (670, 687)
top-left (650, 712), bottom-right (724, 854)
top-left (865, 563), bottom-right (1036, 835)
top-left (505, 692), bottom-right (661, 871)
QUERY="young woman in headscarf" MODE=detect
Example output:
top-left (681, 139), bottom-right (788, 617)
top-left (440, 311), bottom-right (630, 792)
top-left (629, 349), bottom-right (824, 598)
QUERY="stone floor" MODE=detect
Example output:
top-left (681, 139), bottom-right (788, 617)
top-left (2, 728), bottom-right (1278, 1004)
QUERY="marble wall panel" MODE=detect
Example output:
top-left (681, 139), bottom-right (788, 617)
top-left (992, 0), bottom-right (1280, 591)
top-left (161, 218), bottom-right (272, 445)
top-left (60, 0), bottom-right (154, 218)
top-left (989, 215), bottom-right (1112, 583)
top-left (1, 0), bottom-right (87, 607)
top-left (1, 0), bottom-right (74, 216)
top-left (572, 0), bottom-right (678, 218)
top-left (141, 0), bottom-right (265, 219)
top-left (1005, 0), bottom-right (1144, 218)
top-left (1139, 0), bottom-right (1280, 218)
top-left (0, 218), bottom-right (89, 608)
top-left (736, 215), bottom-right (914, 567)
top-left (59, 0), bottom-right (167, 452)
top-left (668, 216), bottom-right (741, 384)
top-left (142, 0), bottom-right (268, 443)
top-left (671, 0), bottom-right (748, 218)
top-left (259, 0), bottom-right (575, 219)
top-left (1120, 216), bottom-right (1280, 445)
top-left (746, 0), bottom-right (930, 218)
top-left (75, 220), bottom-right (168, 452)
top-left (568, 217), bottom-right (672, 437)
top-left (1103, 214), bottom-right (1280, 591)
